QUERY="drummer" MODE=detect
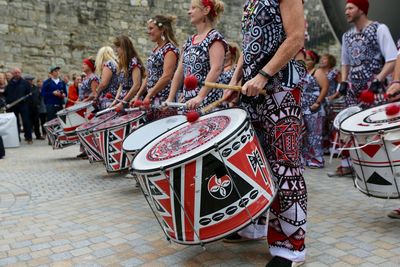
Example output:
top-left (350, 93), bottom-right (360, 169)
top-left (224, 0), bottom-right (307, 266)
top-left (79, 57), bottom-right (100, 102)
top-left (165, 0), bottom-right (227, 109)
top-left (112, 35), bottom-right (145, 110)
top-left (386, 42), bottom-right (400, 219)
top-left (328, 0), bottom-right (398, 177)
top-left (94, 46), bottom-right (120, 110)
top-left (134, 15), bottom-right (180, 110)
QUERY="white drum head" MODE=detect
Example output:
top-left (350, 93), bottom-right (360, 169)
top-left (333, 106), bottom-right (362, 130)
top-left (123, 115), bottom-right (186, 153)
top-left (132, 108), bottom-right (248, 172)
top-left (66, 101), bottom-right (93, 112)
top-left (341, 103), bottom-right (400, 134)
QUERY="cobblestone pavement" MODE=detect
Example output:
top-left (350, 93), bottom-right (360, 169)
top-left (0, 140), bottom-right (399, 267)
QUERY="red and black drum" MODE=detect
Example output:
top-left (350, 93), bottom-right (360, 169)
top-left (56, 102), bottom-right (95, 142)
top-left (122, 115), bottom-right (186, 163)
top-left (340, 103), bottom-right (400, 198)
top-left (93, 111), bottom-right (146, 172)
top-left (76, 111), bottom-right (118, 163)
top-left (131, 108), bottom-right (276, 245)
top-left (43, 118), bottom-right (61, 148)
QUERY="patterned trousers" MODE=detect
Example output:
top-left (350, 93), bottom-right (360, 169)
top-left (241, 88), bottom-right (307, 262)
top-left (302, 110), bottom-right (325, 167)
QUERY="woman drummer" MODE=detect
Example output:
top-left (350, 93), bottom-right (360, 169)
top-left (79, 57), bottom-right (99, 102)
top-left (112, 35), bottom-right (145, 110)
top-left (224, 0), bottom-right (308, 266)
top-left (94, 46), bottom-right (120, 110)
top-left (134, 15), bottom-right (180, 108)
top-left (166, 0), bottom-right (227, 109)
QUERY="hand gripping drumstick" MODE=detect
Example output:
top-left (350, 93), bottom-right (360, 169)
top-left (184, 75), bottom-right (267, 95)
top-left (186, 97), bottom-right (227, 123)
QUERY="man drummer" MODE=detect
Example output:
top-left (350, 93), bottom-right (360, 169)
top-left (41, 66), bottom-right (67, 121)
top-left (386, 43), bottom-right (400, 219)
top-left (328, 0), bottom-right (398, 177)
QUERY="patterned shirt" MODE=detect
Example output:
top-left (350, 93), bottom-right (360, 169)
top-left (217, 67), bottom-right (236, 85)
top-left (146, 42), bottom-right (179, 101)
top-left (182, 29), bottom-right (227, 106)
top-left (301, 72), bottom-right (321, 114)
top-left (326, 68), bottom-right (339, 97)
top-left (99, 60), bottom-right (120, 98)
top-left (119, 57), bottom-right (142, 98)
top-left (79, 73), bottom-right (99, 100)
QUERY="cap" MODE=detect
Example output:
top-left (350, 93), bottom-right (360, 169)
top-left (24, 74), bottom-right (35, 81)
top-left (48, 66), bottom-right (61, 73)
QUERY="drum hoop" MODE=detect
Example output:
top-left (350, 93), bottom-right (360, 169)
top-left (93, 112), bottom-right (146, 132)
top-left (131, 117), bottom-right (249, 174)
top-left (76, 112), bottom-right (117, 133)
top-left (123, 115), bottom-right (187, 153)
top-left (340, 103), bottom-right (400, 134)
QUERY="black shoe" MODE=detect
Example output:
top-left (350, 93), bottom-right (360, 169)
top-left (76, 152), bottom-right (88, 159)
top-left (266, 256), bottom-right (304, 267)
top-left (36, 136), bottom-right (45, 140)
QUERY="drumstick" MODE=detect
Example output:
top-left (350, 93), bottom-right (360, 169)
top-left (184, 75), bottom-right (267, 95)
top-left (162, 101), bottom-right (187, 108)
top-left (186, 97), bottom-right (227, 123)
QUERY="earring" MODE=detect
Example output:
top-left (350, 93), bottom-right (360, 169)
top-left (161, 34), bottom-right (165, 41)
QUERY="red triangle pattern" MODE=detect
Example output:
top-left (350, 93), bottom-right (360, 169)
top-left (360, 144), bottom-right (382, 158)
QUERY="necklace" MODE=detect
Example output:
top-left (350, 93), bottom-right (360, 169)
top-left (242, 0), bottom-right (258, 31)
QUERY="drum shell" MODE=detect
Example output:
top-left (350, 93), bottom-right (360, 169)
top-left (43, 118), bottom-right (61, 147)
top-left (76, 111), bottom-right (118, 163)
top-left (133, 116), bottom-right (276, 245)
top-left (56, 102), bottom-right (95, 142)
top-left (93, 111), bottom-right (146, 172)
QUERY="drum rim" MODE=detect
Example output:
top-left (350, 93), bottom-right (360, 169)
top-left (340, 103), bottom-right (400, 134)
top-left (122, 114), bottom-right (187, 153)
top-left (75, 111), bottom-right (118, 133)
top-left (56, 101), bottom-right (93, 115)
top-left (92, 111), bottom-right (146, 132)
top-left (131, 108), bottom-right (250, 173)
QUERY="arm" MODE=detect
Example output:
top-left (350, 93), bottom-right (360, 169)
top-left (85, 79), bottom-right (99, 101)
top-left (186, 41), bottom-right (225, 109)
top-left (375, 24), bottom-right (397, 82)
top-left (135, 77), bottom-right (148, 100)
top-left (166, 55), bottom-right (184, 103)
top-left (96, 67), bottom-right (113, 96)
top-left (387, 54), bottom-right (400, 102)
top-left (310, 68), bottom-right (329, 111)
top-left (375, 61), bottom-right (396, 82)
top-left (243, 0), bottom-right (305, 95)
top-left (122, 67), bottom-right (141, 102)
top-left (144, 51), bottom-right (178, 101)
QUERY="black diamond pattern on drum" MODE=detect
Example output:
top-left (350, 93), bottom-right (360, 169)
top-left (59, 114), bottom-right (67, 124)
top-left (366, 172), bottom-right (392, 185)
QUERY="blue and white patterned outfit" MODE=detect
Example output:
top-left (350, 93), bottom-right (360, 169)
top-left (119, 57), bottom-right (142, 99)
top-left (98, 60), bottom-right (120, 110)
top-left (341, 22), bottom-right (397, 106)
top-left (182, 29), bottom-right (227, 107)
top-left (217, 67), bottom-right (236, 85)
top-left (146, 42), bottom-right (179, 103)
top-left (79, 73), bottom-right (99, 101)
top-left (301, 71), bottom-right (324, 168)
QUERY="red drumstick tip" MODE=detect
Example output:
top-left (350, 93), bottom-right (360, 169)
top-left (143, 99), bottom-right (151, 108)
top-left (184, 75), bottom-right (198, 90)
top-left (87, 113), bottom-right (95, 120)
top-left (186, 111), bottom-right (200, 123)
top-left (115, 106), bottom-right (122, 113)
top-left (359, 90), bottom-right (374, 104)
top-left (385, 104), bottom-right (400, 116)
top-left (105, 93), bottom-right (113, 99)
top-left (133, 99), bottom-right (143, 107)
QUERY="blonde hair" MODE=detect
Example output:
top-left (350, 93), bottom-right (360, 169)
top-left (148, 15), bottom-right (179, 47)
top-left (95, 46), bottom-right (118, 76)
top-left (193, 0), bottom-right (224, 23)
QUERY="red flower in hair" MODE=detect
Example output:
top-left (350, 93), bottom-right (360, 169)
top-left (202, 0), bottom-right (217, 17)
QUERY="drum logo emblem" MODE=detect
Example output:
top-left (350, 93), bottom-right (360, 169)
top-left (208, 175), bottom-right (233, 200)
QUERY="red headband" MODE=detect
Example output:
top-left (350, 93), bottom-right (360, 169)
top-left (202, 0), bottom-right (217, 17)
top-left (346, 0), bottom-right (369, 15)
top-left (306, 50), bottom-right (319, 63)
top-left (83, 58), bottom-right (95, 72)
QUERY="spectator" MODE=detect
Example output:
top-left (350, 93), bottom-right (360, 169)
top-left (41, 66), bottom-right (67, 121)
top-left (4, 68), bottom-right (32, 143)
top-left (66, 75), bottom-right (81, 108)
top-left (0, 72), bottom-right (7, 108)
top-left (5, 71), bottom-right (13, 83)
top-left (37, 78), bottom-right (47, 137)
top-left (25, 75), bottom-right (44, 140)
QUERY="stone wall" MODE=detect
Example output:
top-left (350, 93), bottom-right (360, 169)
top-left (0, 0), bottom-right (338, 79)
